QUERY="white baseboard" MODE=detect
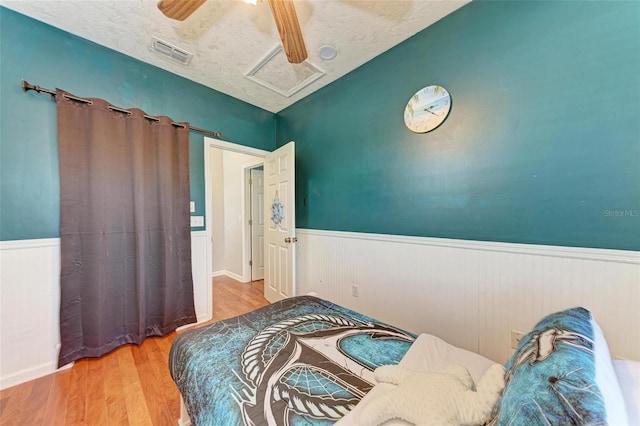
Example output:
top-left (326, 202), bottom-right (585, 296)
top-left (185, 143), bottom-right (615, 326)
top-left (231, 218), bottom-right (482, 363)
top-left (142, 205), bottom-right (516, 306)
top-left (0, 358), bottom-right (74, 390)
top-left (212, 269), bottom-right (246, 282)
top-left (1, 362), bottom-right (54, 390)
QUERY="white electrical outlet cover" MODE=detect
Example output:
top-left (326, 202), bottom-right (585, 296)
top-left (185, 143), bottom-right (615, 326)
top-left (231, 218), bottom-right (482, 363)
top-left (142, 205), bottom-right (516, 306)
top-left (190, 216), bottom-right (204, 227)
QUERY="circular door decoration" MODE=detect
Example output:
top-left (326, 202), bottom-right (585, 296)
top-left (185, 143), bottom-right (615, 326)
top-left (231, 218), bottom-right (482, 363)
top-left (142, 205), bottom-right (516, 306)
top-left (404, 85), bottom-right (451, 133)
top-left (271, 196), bottom-right (285, 227)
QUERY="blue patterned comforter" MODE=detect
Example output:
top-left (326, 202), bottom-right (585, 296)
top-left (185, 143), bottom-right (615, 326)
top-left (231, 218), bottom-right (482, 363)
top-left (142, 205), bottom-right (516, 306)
top-left (169, 296), bottom-right (415, 426)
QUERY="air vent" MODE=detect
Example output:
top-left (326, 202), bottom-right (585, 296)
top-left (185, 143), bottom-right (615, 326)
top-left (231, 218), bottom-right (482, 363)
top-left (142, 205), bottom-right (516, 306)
top-left (150, 37), bottom-right (193, 66)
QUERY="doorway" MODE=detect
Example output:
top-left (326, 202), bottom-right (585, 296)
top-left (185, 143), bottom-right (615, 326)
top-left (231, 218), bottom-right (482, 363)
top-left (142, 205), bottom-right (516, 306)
top-left (209, 147), bottom-right (264, 282)
top-left (204, 137), bottom-right (297, 305)
top-left (248, 167), bottom-right (265, 281)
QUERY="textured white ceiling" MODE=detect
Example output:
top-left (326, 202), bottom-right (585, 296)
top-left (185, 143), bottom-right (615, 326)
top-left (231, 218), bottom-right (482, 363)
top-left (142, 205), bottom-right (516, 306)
top-left (1, 0), bottom-right (470, 113)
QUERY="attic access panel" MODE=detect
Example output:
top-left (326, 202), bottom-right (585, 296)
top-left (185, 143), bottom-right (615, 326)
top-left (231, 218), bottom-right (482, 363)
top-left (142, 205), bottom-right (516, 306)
top-left (245, 45), bottom-right (325, 98)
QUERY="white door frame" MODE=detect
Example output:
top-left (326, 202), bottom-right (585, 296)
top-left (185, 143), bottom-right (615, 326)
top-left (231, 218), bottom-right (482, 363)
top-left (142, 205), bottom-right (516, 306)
top-left (204, 137), bottom-right (268, 286)
top-left (241, 160), bottom-right (265, 282)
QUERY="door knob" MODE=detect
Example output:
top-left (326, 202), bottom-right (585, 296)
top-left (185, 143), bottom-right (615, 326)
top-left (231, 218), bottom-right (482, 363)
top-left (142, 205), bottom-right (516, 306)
top-left (284, 237), bottom-right (298, 243)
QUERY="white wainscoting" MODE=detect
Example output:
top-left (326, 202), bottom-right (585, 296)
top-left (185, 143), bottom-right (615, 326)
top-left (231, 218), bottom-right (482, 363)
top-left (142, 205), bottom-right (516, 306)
top-left (296, 229), bottom-right (640, 363)
top-left (0, 238), bottom-right (62, 391)
top-left (190, 231), bottom-right (212, 325)
top-left (0, 231), bottom-right (211, 390)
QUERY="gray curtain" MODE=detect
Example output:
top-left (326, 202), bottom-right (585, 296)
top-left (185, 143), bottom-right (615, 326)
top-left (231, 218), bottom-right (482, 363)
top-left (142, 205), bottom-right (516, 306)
top-left (57, 90), bottom-right (197, 367)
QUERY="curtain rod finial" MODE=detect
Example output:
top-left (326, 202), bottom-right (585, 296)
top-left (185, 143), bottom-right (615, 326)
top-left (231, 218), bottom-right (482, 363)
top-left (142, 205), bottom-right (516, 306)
top-left (22, 79), bottom-right (35, 91)
top-left (21, 79), bottom-right (57, 98)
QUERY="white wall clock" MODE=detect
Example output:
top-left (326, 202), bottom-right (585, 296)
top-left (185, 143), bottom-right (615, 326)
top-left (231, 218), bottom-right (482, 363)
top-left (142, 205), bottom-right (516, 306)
top-left (404, 85), bottom-right (452, 133)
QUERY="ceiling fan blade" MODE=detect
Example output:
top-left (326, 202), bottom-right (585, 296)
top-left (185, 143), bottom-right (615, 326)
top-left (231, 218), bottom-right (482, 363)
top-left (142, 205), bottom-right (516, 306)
top-left (157, 0), bottom-right (206, 21)
top-left (267, 0), bottom-right (308, 64)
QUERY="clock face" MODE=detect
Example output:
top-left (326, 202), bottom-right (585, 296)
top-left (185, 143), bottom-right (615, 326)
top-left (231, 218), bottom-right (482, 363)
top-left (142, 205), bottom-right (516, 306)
top-left (404, 85), bottom-right (451, 133)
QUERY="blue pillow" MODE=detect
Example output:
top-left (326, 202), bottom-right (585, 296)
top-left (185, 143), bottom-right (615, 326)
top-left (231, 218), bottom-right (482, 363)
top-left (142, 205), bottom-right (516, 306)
top-left (489, 307), bottom-right (627, 425)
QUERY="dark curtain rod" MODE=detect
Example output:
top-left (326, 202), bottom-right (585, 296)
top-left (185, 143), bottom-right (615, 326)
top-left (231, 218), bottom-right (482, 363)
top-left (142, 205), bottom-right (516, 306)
top-left (21, 80), bottom-right (222, 140)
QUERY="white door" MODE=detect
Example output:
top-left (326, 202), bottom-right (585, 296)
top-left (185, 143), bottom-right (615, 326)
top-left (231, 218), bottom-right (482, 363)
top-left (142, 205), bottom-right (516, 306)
top-left (250, 168), bottom-right (265, 281)
top-left (264, 142), bottom-right (295, 303)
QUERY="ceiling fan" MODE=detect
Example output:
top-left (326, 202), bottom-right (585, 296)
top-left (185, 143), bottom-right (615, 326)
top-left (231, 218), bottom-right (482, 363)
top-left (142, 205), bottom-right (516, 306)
top-left (157, 0), bottom-right (308, 64)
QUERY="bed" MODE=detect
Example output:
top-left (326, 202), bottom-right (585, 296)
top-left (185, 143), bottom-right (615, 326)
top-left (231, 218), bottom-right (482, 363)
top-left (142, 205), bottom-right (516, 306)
top-left (170, 296), bottom-right (638, 426)
top-left (169, 296), bottom-right (416, 425)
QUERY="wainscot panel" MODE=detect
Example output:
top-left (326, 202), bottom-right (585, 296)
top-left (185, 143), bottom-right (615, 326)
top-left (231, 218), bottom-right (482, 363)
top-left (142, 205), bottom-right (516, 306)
top-left (0, 231), bottom-right (210, 390)
top-left (295, 229), bottom-right (640, 363)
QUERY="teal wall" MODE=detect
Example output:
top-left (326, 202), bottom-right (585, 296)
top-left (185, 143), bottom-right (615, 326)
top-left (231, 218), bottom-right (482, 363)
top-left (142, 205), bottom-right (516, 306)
top-left (0, 7), bottom-right (275, 241)
top-left (276, 1), bottom-right (640, 251)
top-left (3, 3), bottom-right (639, 250)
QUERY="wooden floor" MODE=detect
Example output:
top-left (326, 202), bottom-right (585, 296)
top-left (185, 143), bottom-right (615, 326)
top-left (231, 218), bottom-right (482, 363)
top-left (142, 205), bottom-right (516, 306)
top-left (0, 276), bottom-right (269, 426)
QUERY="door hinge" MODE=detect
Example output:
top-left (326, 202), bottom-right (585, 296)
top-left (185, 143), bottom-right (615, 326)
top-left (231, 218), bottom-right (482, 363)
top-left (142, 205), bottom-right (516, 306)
top-left (249, 260), bottom-right (253, 266)
top-left (249, 219), bottom-right (253, 225)
top-left (249, 178), bottom-right (252, 185)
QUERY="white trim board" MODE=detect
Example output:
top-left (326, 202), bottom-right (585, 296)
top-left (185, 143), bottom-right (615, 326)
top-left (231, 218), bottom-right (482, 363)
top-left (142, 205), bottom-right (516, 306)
top-left (298, 229), bottom-right (640, 264)
top-left (242, 160), bottom-right (265, 283)
top-left (295, 229), bottom-right (640, 363)
top-left (0, 238), bottom-right (60, 250)
top-left (205, 138), bottom-right (268, 157)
